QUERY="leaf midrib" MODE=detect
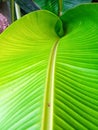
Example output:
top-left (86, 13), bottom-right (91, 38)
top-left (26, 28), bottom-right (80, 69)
top-left (41, 38), bottom-right (59, 130)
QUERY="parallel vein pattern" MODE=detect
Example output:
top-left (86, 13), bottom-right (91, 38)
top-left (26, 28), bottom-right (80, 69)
top-left (0, 4), bottom-right (98, 130)
top-left (54, 5), bottom-right (98, 130)
top-left (0, 11), bottom-right (63, 129)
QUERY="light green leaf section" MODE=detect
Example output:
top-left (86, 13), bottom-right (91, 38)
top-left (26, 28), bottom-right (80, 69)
top-left (54, 4), bottom-right (98, 129)
top-left (0, 4), bottom-right (98, 130)
top-left (0, 10), bottom-right (63, 129)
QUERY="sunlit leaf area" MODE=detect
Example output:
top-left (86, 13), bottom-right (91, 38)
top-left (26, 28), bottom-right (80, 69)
top-left (0, 0), bottom-right (98, 130)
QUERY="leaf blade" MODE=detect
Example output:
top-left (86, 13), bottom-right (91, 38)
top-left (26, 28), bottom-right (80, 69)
top-left (0, 10), bottom-right (63, 129)
top-left (54, 4), bottom-right (98, 129)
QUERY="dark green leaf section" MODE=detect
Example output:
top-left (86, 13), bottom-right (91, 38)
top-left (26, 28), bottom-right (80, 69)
top-left (54, 4), bottom-right (98, 129)
top-left (63, 0), bottom-right (92, 12)
top-left (15, 0), bottom-right (92, 15)
top-left (34, 0), bottom-right (59, 15)
top-left (34, 0), bottom-right (93, 17)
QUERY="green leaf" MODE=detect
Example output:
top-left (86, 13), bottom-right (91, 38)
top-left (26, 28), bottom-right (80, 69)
top-left (0, 3), bottom-right (98, 130)
top-left (15, 0), bottom-right (92, 16)
top-left (63, 0), bottom-right (92, 12)
top-left (34, 0), bottom-right (59, 15)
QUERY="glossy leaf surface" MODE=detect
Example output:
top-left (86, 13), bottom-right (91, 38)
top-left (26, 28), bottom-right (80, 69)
top-left (0, 4), bottom-right (98, 130)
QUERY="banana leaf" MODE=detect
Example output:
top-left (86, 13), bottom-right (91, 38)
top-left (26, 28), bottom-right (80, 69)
top-left (0, 3), bottom-right (98, 130)
top-left (15, 0), bottom-right (92, 15)
top-left (62, 0), bottom-right (92, 12)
